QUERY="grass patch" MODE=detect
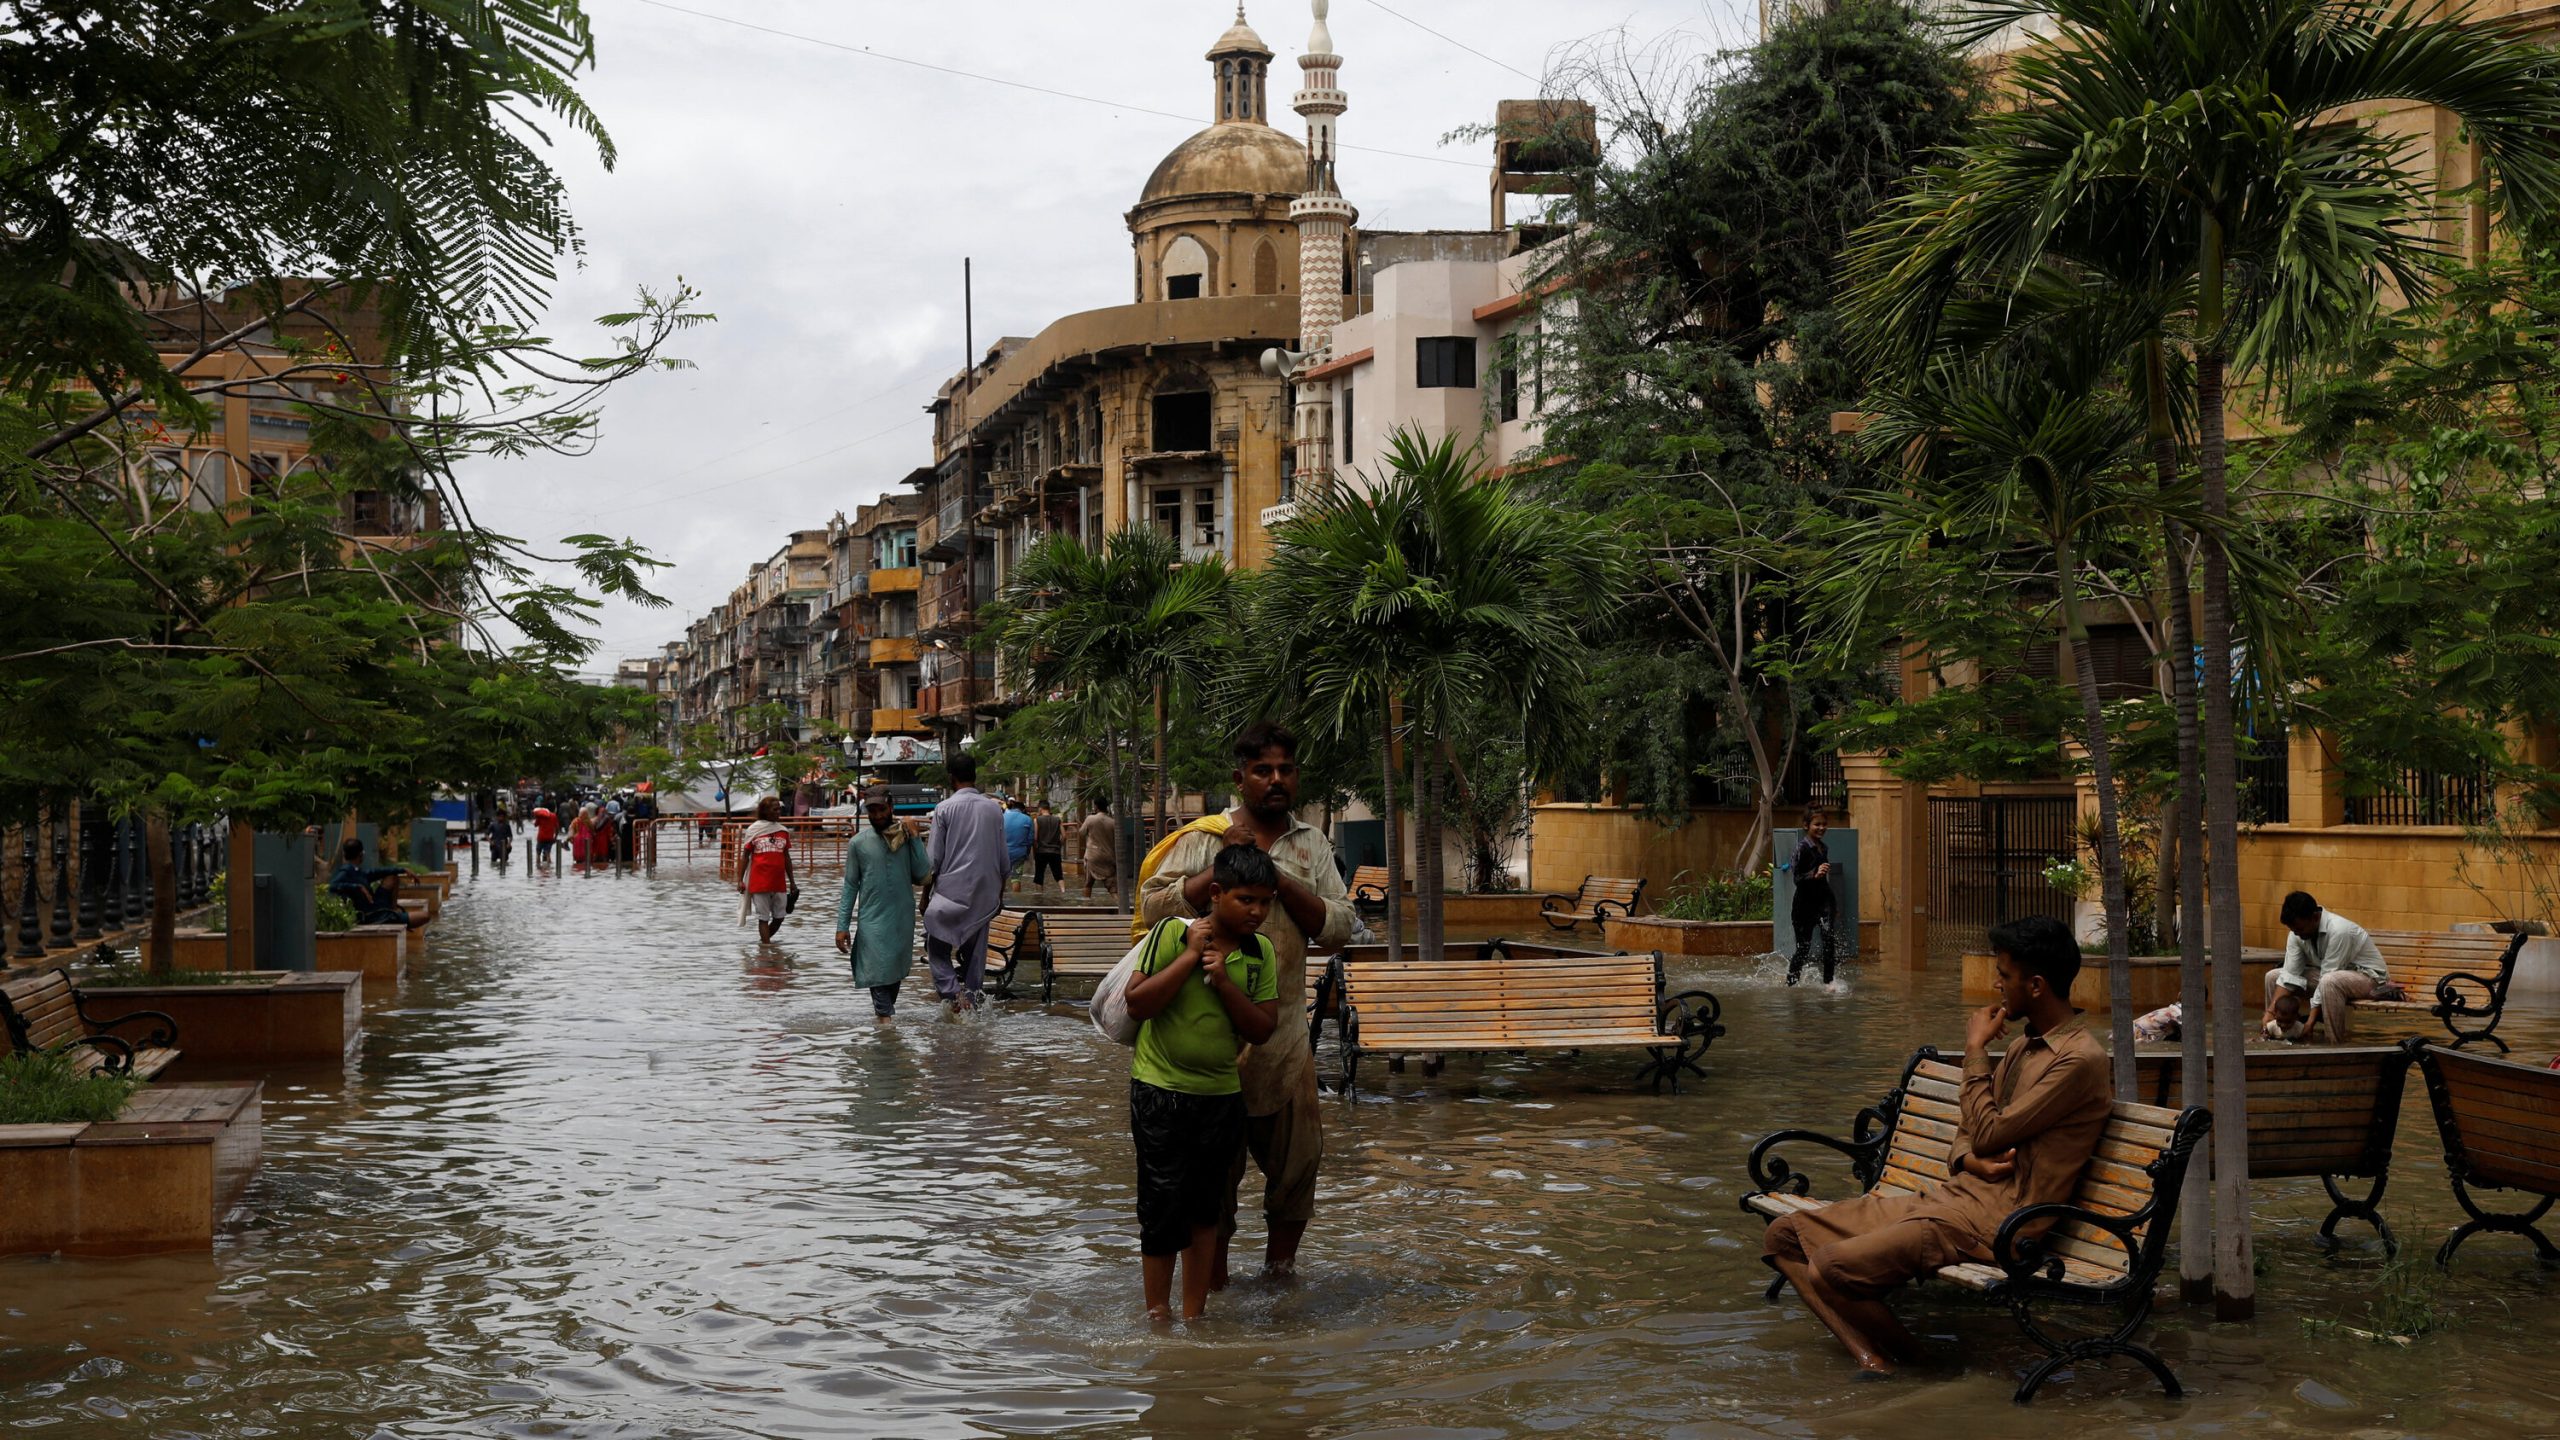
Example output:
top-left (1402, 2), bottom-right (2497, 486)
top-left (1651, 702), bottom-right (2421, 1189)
top-left (0, 1049), bottom-right (142, 1125)
top-left (1654, 871), bottom-right (1774, 923)
top-left (2301, 1258), bottom-right (2461, 1345)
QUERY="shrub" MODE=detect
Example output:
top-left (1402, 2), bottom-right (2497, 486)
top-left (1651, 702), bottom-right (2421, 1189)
top-left (0, 1049), bottom-right (143, 1125)
top-left (1655, 870), bottom-right (1775, 922)
top-left (316, 893), bottom-right (359, 933)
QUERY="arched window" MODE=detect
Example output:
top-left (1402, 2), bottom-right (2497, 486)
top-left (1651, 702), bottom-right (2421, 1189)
top-left (1252, 239), bottom-right (1280, 295)
top-left (1161, 233), bottom-right (1210, 301)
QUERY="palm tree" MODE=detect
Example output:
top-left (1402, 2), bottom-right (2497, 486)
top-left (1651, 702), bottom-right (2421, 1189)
top-left (1846, 315), bottom-right (2166, 1098)
top-left (988, 526), bottom-right (1236, 911)
top-left (1847, 0), bottom-right (2560, 1315)
top-left (1249, 429), bottom-right (1628, 957)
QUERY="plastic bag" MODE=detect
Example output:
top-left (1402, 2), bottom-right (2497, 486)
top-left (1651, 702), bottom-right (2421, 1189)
top-left (1093, 919), bottom-right (1184, 1046)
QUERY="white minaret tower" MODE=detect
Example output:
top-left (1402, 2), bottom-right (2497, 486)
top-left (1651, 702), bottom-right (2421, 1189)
top-left (1287, 0), bottom-right (1355, 494)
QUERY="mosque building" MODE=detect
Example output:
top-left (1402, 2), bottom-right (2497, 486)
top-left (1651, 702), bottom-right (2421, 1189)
top-left (907, 3), bottom-right (1583, 744)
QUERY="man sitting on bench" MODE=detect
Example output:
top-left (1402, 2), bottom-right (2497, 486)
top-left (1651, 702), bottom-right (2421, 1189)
top-left (2262, 890), bottom-right (2393, 1043)
top-left (330, 839), bottom-right (427, 929)
top-left (1761, 915), bottom-right (2109, 1374)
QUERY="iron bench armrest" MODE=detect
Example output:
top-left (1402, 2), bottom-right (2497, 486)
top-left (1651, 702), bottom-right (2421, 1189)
top-left (1745, 1108), bottom-right (1893, 1198)
top-left (56, 1032), bottom-right (138, 1076)
top-left (1990, 1200), bottom-right (2151, 1301)
top-left (2432, 968), bottom-right (2506, 1018)
top-left (1593, 897), bottom-right (1639, 923)
top-left (72, 991), bottom-right (178, 1052)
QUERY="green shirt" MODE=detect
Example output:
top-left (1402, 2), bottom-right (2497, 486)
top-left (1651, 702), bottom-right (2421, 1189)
top-left (1130, 918), bottom-right (1278, 1097)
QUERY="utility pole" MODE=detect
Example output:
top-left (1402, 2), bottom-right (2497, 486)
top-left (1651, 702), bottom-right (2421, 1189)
top-left (961, 257), bottom-right (976, 748)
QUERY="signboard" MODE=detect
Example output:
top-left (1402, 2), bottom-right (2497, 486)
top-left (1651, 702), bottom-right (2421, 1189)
top-left (860, 734), bottom-right (943, 767)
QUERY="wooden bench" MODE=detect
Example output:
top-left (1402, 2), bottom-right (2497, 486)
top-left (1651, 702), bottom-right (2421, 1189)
top-left (980, 911), bottom-right (1031, 1000)
top-left (2130, 1044), bottom-right (2415, 1253)
top-left (1349, 865), bottom-right (1392, 919)
top-left (1743, 1048), bottom-right (2211, 1404)
top-left (2412, 1040), bottom-right (2560, 1269)
top-left (1324, 950), bottom-right (1721, 1094)
top-left (1, 968), bottom-right (181, 1080)
top-left (2349, 929), bottom-right (2528, 1051)
top-left (1028, 908), bottom-right (1139, 1005)
top-left (1538, 875), bottom-right (1644, 932)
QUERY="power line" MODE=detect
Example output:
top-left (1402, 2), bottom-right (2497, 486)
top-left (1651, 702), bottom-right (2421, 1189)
top-left (1358, 0), bottom-right (1546, 85)
top-left (626, 0), bottom-right (1480, 169)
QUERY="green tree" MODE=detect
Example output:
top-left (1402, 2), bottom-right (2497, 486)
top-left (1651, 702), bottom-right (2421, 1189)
top-left (986, 526), bottom-right (1237, 911)
top-left (1845, 0), bottom-right (2560, 1314)
top-left (1522, 0), bottom-right (1974, 868)
top-left (1249, 430), bottom-right (1628, 958)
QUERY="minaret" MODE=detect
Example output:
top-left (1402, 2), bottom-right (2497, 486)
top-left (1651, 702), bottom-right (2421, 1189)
top-left (1289, 0), bottom-right (1355, 491)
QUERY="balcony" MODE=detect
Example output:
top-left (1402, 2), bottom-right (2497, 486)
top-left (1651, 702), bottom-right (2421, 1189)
top-left (984, 468), bottom-right (1037, 519)
top-left (870, 635), bottom-right (920, 665)
top-left (870, 707), bottom-right (924, 733)
top-left (918, 566), bottom-right (979, 636)
top-left (868, 566), bottom-right (920, 594)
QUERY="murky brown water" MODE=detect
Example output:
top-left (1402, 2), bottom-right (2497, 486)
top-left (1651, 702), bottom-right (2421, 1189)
top-left (4, 856), bottom-right (2558, 1438)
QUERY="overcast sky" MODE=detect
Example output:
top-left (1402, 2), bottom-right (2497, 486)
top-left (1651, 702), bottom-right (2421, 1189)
top-left (466, 0), bottom-right (1751, 678)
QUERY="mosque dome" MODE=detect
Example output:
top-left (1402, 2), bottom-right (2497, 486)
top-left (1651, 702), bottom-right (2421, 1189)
top-left (1139, 123), bottom-right (1308, 206)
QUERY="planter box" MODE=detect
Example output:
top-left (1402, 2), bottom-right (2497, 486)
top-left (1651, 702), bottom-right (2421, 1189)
top-left (173, 926), bottom-right (404, 979)
top-left (72, 972), bottom-right (362, 1067)
top-left (1439, 893), bottom-right (1551, 930)
top-left (0, 1083), bottom-right (260, 1257)
top-left (397, 881), bottom-right (441, 921)
top-left (316, 926), bottom-right (407, 981)
top-left (1964, 950), bottom-right (2277, 1013)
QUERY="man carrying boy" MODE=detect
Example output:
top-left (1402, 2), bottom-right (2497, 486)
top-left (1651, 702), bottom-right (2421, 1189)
top-left (1125, 845), bottom-right (1283, 1322)
top-left (1142, 721), bottom-right (1353, 1283)
top-left (1760, 914), bottom-right (2110, 1374)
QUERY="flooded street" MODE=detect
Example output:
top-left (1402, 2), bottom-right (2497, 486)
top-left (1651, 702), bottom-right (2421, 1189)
top-left (5, 856), bottom-right (2558, 1438)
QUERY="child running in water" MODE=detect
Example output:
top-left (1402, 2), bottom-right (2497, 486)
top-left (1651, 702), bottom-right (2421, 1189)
top-left (1788, 809), bottom-right (1841, 987)
top-left (1124, 843), bottom-right (1281, 1322)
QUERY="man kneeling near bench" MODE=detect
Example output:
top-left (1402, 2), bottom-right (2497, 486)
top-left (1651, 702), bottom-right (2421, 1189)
top-left (1762, 915), bottom-right (2109, 1374)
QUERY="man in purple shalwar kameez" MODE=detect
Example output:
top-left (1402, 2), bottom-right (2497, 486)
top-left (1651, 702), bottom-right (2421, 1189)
top-left (922, 751), bottom-right (1009, 1012)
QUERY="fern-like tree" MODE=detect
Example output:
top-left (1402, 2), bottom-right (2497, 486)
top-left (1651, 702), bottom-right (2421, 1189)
top-left (1248, 430), bottom-right (1629, 957)
top-left (1846, 0), bottom-right (2560, 1315)
top-left (987, 526), bottom-right (1236, 910)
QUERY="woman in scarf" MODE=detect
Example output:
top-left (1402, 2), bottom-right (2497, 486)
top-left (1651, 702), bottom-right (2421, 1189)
top-left (569, 804), bottom-right (595, 866)
top-left (736, 796), bottom-right (795, 944)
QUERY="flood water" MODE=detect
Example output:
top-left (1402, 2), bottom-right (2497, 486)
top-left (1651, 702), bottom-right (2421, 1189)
top-left (5, 852), bottom-right (2558, 1438)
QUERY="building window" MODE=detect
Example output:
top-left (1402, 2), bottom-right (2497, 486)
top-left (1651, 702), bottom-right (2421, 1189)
top-left (1167, 273), bottom-right (1201, 300)
top-left (1417, 336), bottom-right (1477, 389)
top-left (1193, 486), bottom-right (1217, 544)
top-left (1152, 390), bottom-right (1212, 451)
top-left (1153, 486), bottom-right (1184, 536)
top-left (1499, 363), bottom-right (1520, 422)
top-left (1253, 239), bottom-right (1279, 295)
top-left (1341, 384), bottom-right (1354, 463)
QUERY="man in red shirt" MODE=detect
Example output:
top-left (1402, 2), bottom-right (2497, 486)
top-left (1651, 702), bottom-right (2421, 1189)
top-left (737, 795), bottom-right (795, 944)
top-left (532, 805), bottom-right (559, 870)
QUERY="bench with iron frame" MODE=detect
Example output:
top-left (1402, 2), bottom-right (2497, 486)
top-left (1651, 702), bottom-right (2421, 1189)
top-left (1323, 947), bottom-right (1720, 1095)
top-left (1, 966), bottom-right (181, 1079)
top-left (2411, 1038), bottom-right (2560, 1269)
top-left (2347, 929), bottom-right (2528, 1052)
top-left (1025, 907), bottom-right (1138, 1006)
top-left (978, 910), bottom-right (1031, 1000)
top-left (1743, 1047), bottom-right (2211, 1404)
top-left (2130, 1042), bottom-right (2414, 1254)
top-left (1537, 875), bottom-right (1644, 933)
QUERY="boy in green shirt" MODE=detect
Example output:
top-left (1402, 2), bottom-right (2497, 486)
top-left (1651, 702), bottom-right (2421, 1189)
top-left (1124, 844), bottom-right (1282, 1322)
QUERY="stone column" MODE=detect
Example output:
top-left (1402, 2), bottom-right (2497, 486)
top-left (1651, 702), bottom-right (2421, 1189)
top-left (1842, 751), bottom-right (1927, 970)
top-left (2288, 729), bottom-right (2345, 828)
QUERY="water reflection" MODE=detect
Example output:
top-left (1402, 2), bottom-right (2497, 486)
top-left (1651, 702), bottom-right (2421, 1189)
top-left (1, 856), bottom-right (2555, 1437)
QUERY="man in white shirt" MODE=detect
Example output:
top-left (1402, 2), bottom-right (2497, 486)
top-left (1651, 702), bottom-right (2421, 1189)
top-left (2262, 890), bottom-right (2392, 1043)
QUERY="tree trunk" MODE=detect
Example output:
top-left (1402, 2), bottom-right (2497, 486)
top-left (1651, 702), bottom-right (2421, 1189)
top-left (145, 812), bottom-right (176, 976)
top-left (1380, 696), bottom-right (1404, 964)
top-left (1415, 733), bottom-right (1447, 960)
top-left (2151, 344), bottom-right (2214, 1303)
top-left (2059, 546), bottom-right (2135, 1099)
top-left (2197, 259), bottom-right (2254, 1317)
top-left (1152, 680), bottom-right (1169, 841)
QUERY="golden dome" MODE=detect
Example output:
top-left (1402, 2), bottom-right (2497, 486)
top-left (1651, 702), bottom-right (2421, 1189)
top-left (1139, 122), bottom-right (1308, 207)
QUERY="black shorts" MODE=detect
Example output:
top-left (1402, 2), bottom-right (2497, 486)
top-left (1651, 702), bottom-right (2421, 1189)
top-left (1129, 1079), bottom-right (1245, 1256)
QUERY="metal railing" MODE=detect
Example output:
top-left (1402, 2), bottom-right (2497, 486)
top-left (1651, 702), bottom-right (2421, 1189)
top-left (2344, 763), bottom-right (2494, 827)
top-left (4, 808), bottom-right (224, 962)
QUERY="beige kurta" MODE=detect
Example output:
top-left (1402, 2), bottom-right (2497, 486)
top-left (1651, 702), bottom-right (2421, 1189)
top-left (1140, 814), bottom-right (1353, 1117)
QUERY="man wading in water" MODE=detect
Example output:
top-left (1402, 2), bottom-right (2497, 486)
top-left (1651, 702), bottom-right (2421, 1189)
top-left (1141, 721), bottom-right (1352, 1284)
